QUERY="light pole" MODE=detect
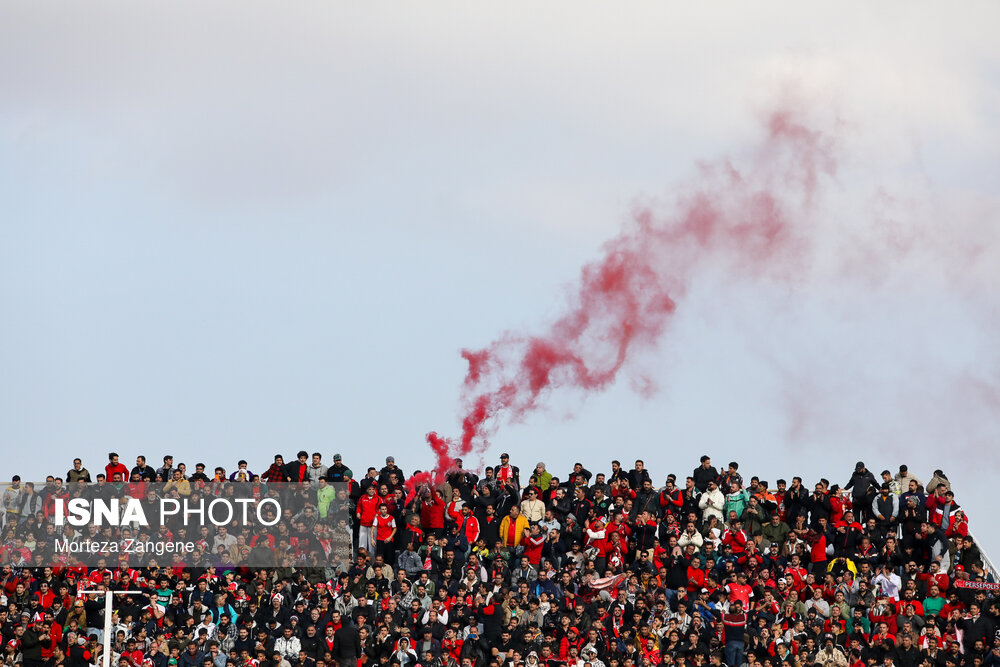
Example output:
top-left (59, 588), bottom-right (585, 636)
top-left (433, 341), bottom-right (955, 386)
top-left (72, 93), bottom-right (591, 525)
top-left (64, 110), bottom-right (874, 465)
top-left (77, 589), bottom-right (148, 667)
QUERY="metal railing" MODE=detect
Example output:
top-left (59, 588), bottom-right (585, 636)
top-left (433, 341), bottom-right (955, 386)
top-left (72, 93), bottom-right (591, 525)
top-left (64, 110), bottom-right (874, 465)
top-left (967, 527), bottom-right (1000, 581)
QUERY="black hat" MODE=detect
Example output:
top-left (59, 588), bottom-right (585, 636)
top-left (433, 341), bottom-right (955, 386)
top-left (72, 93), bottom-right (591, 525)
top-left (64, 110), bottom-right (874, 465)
top-left (856, 462), bottom-right (865, 470)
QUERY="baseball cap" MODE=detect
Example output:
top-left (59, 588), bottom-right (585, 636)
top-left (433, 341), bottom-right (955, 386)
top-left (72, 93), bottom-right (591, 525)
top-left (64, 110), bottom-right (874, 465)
top-left (334, 454), bottom-right (342, 461)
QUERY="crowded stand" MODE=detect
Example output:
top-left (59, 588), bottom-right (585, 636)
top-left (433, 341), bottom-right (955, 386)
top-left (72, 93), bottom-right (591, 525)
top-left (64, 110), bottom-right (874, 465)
top-left (0, 451), bottom-right (996, 667)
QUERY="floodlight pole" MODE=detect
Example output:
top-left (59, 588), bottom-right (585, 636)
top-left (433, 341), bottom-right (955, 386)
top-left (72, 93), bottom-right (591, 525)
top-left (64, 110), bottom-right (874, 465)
top-left (78, 589), bottom-right (148, 667)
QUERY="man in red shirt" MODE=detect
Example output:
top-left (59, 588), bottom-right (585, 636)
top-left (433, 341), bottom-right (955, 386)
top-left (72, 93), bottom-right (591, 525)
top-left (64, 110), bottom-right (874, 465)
top-left (372, 504), bottom-right (396, 563)
top-left (356, 485), bottom-right (383, 553)
top-left (419, 489), bottom-right (446, 537)
top-left (722, 518), bottom-right (749, 555)
top-left (916, 561), bottom-right (950, 595)
top-left (105, 453), bottom-right (129, 483)
top-left (496, 453), bottom-right (520, 490)
top-left (522, 524), bottom-right (546, 566)
top-left (459, 506), bottom-right (480, 548)
top-left (725, 572), bottom-right (754, 609)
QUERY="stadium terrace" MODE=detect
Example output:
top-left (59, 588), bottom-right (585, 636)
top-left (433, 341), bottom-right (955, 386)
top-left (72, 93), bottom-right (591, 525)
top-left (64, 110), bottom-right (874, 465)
top-left (0, 451), bottom-right (995, 667)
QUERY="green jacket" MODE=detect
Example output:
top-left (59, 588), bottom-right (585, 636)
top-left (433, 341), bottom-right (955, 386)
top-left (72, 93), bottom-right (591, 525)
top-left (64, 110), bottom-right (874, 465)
top-left (535, 470), bottom-right (553, 491)
top-left (760, 521), bottom-right (790, 548)
top-left (741, 502), bottom-right (770, 535)
top-left (724, 489), bottom-right (750, 521)
top-left (317, 485), bottom-right (337, 518)
top-left (846, 615), bottom-right (870, 635)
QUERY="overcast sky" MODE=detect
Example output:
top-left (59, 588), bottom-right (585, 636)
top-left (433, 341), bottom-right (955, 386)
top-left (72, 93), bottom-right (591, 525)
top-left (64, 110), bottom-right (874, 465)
top-left (2, 3), bottom-right (999, 558)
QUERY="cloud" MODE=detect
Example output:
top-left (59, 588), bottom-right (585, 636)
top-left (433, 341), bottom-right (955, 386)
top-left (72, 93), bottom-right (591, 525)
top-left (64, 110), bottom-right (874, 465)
top-left (2, 0), bottom-right (999, 554)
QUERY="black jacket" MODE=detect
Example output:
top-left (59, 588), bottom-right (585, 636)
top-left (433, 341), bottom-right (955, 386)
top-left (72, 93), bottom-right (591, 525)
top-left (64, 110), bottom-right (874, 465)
top-left (284, 461), bottom-right (309, 484)
top-left (334, 624), bottom-right (361, 660)
top-left (628, 468), bottom-right (651, 490)
top-left (845, 469), bottom-right (878, 502)
top-left (894, 644), bottom-right (921, 667)
top-left (807, 492), bottom-right (832, 525)
top-left (20, 627), bottom-right (45, 662)
top-left (784, 486), bottom-right (809, 522)
top-left (692, 466), bottom-right (719, 493)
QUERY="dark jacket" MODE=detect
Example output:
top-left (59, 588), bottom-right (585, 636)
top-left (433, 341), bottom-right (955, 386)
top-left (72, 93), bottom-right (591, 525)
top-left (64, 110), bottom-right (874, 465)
top-left (845, 469), bottom-right (878, 502)
top-left (784, 486), bottom-right (809, 522)
top-left (20, 627), bottom-right (46, 662)
top-left (628, 468), bottom-right (651, 490)
top-left (284, 461), bottom-right (309, 484)
top-left (894, 644), bottom-right (921, 667)
top-left (178, 649), bottom-right (206, 667)
top-left (334, 624), bottom-right (361, 660)
top-left (807, 492), bottom-right (832, 525)
top-left (692, 465), bottom-right (720, 493)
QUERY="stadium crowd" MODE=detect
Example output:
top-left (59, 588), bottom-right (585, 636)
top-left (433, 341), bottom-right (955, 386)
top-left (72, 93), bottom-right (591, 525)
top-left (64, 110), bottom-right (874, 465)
top-left (0, 451), bottom-right (996, 667)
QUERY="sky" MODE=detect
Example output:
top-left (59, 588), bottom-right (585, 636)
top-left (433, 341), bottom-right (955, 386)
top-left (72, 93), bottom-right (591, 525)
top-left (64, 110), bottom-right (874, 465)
top-left (2, 3), bottom-right (999, 558)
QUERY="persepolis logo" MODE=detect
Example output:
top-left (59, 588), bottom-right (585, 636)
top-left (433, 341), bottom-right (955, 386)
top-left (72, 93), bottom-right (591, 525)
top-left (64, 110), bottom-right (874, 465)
top-left (53, 497), bottom-right (281, 527)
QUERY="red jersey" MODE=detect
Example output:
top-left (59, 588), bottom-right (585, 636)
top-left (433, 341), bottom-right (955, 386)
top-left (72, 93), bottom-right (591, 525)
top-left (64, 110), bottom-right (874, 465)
top-left (522, 534), bottom-right (545, 565)
top-left (373, 514), bottom-right (396, 542)
top-left (358, 494), bottom-right (383, 527)
top-left (105, 462), bottom-right (130, 482)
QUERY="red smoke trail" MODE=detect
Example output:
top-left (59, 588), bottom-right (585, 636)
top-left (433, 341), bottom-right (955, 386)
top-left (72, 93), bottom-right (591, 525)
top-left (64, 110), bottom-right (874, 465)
top-left (406, 108), bottom-right (837, 497)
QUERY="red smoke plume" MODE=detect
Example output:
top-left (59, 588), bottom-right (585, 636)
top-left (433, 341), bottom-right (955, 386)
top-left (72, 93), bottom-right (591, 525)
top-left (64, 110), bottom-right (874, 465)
top-left (406, 108), bottom-right (836, 497)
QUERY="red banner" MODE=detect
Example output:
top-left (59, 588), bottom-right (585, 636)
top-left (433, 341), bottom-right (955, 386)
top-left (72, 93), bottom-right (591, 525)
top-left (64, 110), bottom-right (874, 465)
top-left (955, 580), bottom-right (1000, 591)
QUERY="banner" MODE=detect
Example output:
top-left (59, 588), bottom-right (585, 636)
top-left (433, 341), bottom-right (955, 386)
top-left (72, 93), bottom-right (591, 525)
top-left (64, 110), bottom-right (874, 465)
top-left (590, 572), bottom-right (628, 591)
top-left (0, 481), bottom-right (352, 568)
top-left (955, 580), bottom-right (1000, 592)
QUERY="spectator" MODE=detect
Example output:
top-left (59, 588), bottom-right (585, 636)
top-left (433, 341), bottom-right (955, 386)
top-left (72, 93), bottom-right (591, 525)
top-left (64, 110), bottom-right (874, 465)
top-left (495, 453), bottom-right (520, 490)
top-left (699, 480), bottom-right (725, 523)
top-left (105, 452), bottom-right (130, 483)
top-left (693, 456), bottom-right (719, 493)
top-left (500, 505), bottom-right (529, 547)
top-left (845, 462), bottom-right (877, 523)
top-left (66, 459), bottom-right (91, 484)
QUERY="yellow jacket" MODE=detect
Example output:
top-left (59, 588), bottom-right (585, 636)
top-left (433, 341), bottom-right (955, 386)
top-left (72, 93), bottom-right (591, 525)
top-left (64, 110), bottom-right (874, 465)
top-left (499, 514), bottom-right (529, 546)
